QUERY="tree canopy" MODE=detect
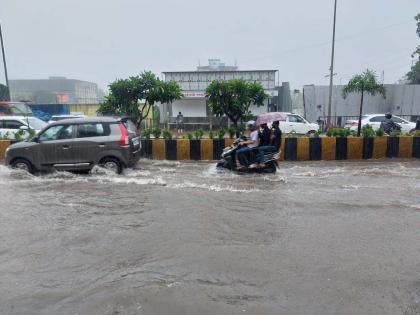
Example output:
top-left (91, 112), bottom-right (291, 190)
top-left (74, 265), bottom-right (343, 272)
top-left (406, 13), bottom-right (420, 84)
top-left (98, 71), bottom-right (182, 129)
top-left (343, 70), bottom-right (386, 136)
top-left (206, 79), bottom-right (267, 127)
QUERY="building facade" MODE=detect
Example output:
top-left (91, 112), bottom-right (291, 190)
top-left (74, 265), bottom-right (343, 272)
top-left (10, 76), bottom-right (104, 104)
top-left (160, 60), bottom-right (279, 128)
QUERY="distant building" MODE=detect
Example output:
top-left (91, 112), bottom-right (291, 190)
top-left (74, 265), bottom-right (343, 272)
top-left (303, 84), bottom-right (420, 125)
top-left (160, 59), bottom-right (286, 129)
top-left (9, 76), bottom-right (103, 104)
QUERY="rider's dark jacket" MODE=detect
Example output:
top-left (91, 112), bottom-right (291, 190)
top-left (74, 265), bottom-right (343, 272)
top-left (380, 118), bottom-right (400, 134)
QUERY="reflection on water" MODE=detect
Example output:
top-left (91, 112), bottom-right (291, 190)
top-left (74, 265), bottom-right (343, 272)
top-left (1, 159), bottom-right (420, 314)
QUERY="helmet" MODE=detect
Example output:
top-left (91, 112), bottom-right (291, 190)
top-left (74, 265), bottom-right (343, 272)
top-left (385, 112), bottom-right (392, 119)
top-left (246, 120), bottom-right (256, 129)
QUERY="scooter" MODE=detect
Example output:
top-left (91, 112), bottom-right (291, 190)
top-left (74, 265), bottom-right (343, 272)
top-left (216, 137), bottom-right (279, 173)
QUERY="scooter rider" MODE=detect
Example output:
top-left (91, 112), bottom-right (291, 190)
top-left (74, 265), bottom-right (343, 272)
top-left (253, 120), bottom-right (282, 167)
top-left (259, 123), bottom-right (271, 146)
top-left (380, 113), bottom-right (401, 134)
top-left (236, 121), bottom-right (259, 168)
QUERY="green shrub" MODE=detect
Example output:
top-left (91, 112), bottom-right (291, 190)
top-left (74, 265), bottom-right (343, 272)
top-left (187, 133), bottom-right (193, 140)
top-left (152, 127), bottom-right (162, 139)
top-left (14, 129), bottom-right (26, 141)
top-left (162, 129), bottom-right (172, 139)
top-left (227, 127), bottom-right (236, 139)
top-left (375, 128), bottom-right (385, 137)
top-left (390, 130), bottom-right (401, 137)
top-left (218, 128), bottom-right (226, 139)
top-left (314, 130), bottom-right (321, 138)
top-left (194, 128), bottom-right (204, 140)
top-left (361, 124), bottom-right (375, 137)
top-left (326, 128), bottom-right (334, 137)
top-left (208, 130), bottom-right (214, 139)
top-left (142, 128), bottom-right (152, 139)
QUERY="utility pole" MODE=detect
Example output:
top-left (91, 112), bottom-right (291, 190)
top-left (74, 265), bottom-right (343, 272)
top-left (327, 0), bottom-right (338, 126)
top-left (0, 22), bottom-right (10, 101)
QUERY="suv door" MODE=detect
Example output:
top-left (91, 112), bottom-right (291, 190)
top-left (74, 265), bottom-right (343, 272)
top-left (37, 124), bottom-right (75, 166)
top-left (72, 123), bottom-right (111, 164)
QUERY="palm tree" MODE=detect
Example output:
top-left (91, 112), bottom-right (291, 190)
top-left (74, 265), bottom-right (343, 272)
top-left (342, 70), bottom-right (386, 137)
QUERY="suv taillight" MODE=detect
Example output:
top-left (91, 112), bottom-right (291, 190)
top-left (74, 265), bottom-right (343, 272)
top-left (118, 123), bottom-right (130, 146)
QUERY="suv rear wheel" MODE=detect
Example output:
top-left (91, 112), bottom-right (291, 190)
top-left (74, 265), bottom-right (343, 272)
top-left (11, 158), bottom-right (33, 174)
top-left (99, 157), bottom-right (123, 174)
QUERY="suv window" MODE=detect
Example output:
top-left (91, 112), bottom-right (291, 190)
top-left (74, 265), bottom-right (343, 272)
top-left (4, 120), bottom-right (25, 129)
top-left (122, 119), bottom-right (138, 135)
top-left (288, 115), bottom-right (305, 123)
top-left (76, 123), bottom-right (107, 138)
top-left (369, 116), bottom-right (386, 122)
top-left (39, 125), bottom-right (74, 141)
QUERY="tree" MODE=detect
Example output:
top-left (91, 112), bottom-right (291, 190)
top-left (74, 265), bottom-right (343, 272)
top-left (406, 13), bottom-right (420, 84)
top-left (98, 71), bottom-right (182, 129)
top-left (0, 83), bottom-right (9, 101)
top-left (342, 70), bottom-right (386, 137)
top-left (206, 79), bottom-right (267, 127)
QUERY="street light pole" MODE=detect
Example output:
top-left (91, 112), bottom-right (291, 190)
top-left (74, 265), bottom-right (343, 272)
top-left (327, 0), bottom-right (338, 126)
top-left (0, 22), bottom-right (10, 101)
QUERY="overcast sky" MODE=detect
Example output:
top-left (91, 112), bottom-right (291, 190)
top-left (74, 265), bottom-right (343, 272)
top-left (1, 0), bottom-right (419, 91)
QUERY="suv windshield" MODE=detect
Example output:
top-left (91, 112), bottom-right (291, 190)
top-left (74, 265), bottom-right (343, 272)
top-left (27, 117), bottom-right (47, 130)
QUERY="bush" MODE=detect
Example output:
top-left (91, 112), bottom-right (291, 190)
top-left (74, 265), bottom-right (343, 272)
top-left (375, 128), bottom-right (385, 137)
top-left (187, 133), bottom-right (193, 140)
top-left (227, 127), bottom-right (236, 139)
top-left (209, 130), bottom-right (214, 139)
top-left (390, 130), bottom-right (401, 137)
top-left (326, 127), bottom-right (351, 137)
top-left (194, 128), bottom-right (204, 140)
top-left (218, 128), bottom-right (226, 139)
top-left (361, 124), bottom-right (375, 137)
top-left (314, 130), bottom-right (321, 138)
top-left (142, 128), bottom-right (152, 139)
top-left (14, 129), bottom-right (26, 141)
top-left (162, 128), bottom-right (172, 139)
top-left (152, 127), bottom-right (162, 139)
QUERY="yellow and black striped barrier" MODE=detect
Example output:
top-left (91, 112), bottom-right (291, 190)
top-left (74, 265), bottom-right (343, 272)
top-left (0, 140), bottom-right (11, 160)
top-left (140, 136), bottom-right (420, 161)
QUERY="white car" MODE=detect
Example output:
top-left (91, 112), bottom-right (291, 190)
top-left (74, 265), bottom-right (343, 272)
top-left (345, 114), bottom-right (416, 133)
top-left (0, 116), bottom-right (47, 140)
top-left (279, 113), bottom-right (319, 134)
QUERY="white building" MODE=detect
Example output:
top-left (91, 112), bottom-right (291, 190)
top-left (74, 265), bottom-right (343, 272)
top-left (160, 60), bottom-right (278, 127)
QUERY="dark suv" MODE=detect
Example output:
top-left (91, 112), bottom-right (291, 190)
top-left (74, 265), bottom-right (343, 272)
top-left (5, 117), bottom-right (140, 174)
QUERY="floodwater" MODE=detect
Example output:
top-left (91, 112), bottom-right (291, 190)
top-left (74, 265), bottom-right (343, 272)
top-left (1, 160), bottom-right (420, 315)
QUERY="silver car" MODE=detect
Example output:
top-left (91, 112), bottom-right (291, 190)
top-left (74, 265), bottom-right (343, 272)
top-left (5, 117), bottom-right (140, 174)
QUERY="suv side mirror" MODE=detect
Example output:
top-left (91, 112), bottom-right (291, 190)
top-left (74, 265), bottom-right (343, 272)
top-left (20, 125), bottom-right (29, 130)
top-left (32, 136), bottom-right (39, 143)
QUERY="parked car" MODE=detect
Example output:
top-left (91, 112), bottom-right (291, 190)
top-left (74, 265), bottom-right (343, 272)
top-left (5, 117), bottom-right (141, 174)
top-left (279, 113), bottom-right (319, 134)
top-left (0, 116), bottom-right (47, 139)
top-left (345, 114), bottom-right (417, 133)
top-left (48, 114), bottom-right (87, 123)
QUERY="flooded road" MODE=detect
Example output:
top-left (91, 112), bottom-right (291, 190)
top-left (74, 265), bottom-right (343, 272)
top-left (1, 160), bottom-right (420, 315)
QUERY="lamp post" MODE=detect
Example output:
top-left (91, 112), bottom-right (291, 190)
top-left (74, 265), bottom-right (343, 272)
top-left (0, 22), bottom-right (10, 101)
top-left (327, 0), bottom-right (338, 126)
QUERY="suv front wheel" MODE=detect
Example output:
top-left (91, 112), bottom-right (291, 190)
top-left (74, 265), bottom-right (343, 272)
top-left (99, 157), bottom-right (123, 174)
top-left (11, 158), bottom-right (34, 174)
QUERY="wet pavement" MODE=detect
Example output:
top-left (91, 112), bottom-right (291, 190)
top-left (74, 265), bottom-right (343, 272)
top-left (1, 160), bottom-right (420, 315)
